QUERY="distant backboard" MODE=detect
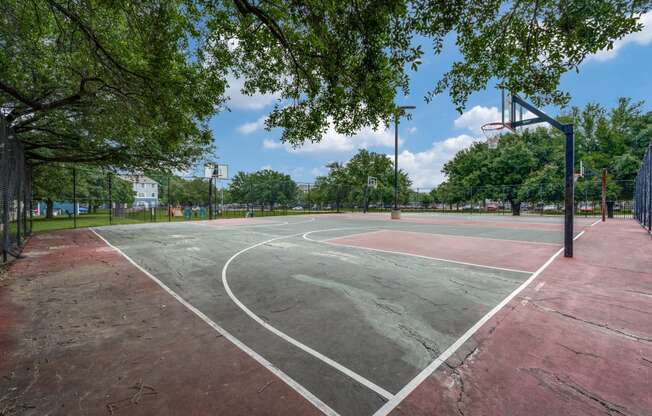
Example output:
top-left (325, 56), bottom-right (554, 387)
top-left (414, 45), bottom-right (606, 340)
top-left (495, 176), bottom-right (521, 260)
top-left (216, 164), bottom-right (228, 179)
top-left (367, 176), bottom-right (377, 189)
top-left (204, 163), bottom-right (228, 179)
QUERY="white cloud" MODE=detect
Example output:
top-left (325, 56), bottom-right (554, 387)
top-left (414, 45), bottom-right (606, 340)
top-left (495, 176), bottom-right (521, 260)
top-left (408, 126), bottom-right (418, 134)
top-left (395, 134), bottom-right (478, 188)
top-left (588, 12), bottom-right (652, 62)
top-left (260, 164), bottom-right (272, 170)
top-left (238, 116), bottom-right (267, 134)
top-left (262, 138), bottom-right (284, 149)
top-left (454, 105), bottom-right (501, 135)
top-left (262, 122), bottom-right (399, 155)
top-left (454, 104), bottom-right (546, 133)
top-left (225, 76), bottom-right (280, 110)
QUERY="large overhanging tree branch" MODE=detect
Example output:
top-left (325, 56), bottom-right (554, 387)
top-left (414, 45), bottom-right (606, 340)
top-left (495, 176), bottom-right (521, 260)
top-left (1, 0), bottom-right (649, 168)
top-left (1, 0), bottom-right (221, 169)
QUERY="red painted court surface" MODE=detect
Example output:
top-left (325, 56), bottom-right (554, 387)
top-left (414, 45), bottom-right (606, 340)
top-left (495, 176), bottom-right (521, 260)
top-left (1, 214), bottom-right (651, 416)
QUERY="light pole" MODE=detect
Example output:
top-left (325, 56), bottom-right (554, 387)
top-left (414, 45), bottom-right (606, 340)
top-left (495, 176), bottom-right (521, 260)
top-left (392, 105), bottom-right (415, 220)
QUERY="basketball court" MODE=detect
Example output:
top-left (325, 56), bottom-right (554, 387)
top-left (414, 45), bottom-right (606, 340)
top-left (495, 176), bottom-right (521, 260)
top-left (84, 213), bottom-right (597, 416)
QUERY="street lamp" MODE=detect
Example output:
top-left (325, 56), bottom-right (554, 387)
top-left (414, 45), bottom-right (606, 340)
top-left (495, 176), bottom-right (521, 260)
top-left (392, 105), bottom-right (416, 220)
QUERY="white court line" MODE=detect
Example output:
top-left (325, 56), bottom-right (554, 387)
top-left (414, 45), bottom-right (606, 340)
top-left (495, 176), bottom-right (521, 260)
top-left (303, 229), bottom-right (535, 275)
top-left (187, 216), bottom-right (316, 230)
top-left (89, 228), bottom-right (340, 416)
top-left (371, 226), bottom-right (589, 416)
top-left (221, 231), bottom-right (395, 401)
top-left (590, 218), bottom-right (601, 227)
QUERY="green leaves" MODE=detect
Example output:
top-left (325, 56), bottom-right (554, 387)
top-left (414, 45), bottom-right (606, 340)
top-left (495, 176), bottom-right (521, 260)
top-left (228, 169), bottom-right (298, 206)
top-left (311, 149), bottom-right (412, 207)
top-left (2, 1), bottom-right (219, 169)
top-left (3, 0), bottom-right (649, 169)
top-left (437, 99), bottom-right (651, 210)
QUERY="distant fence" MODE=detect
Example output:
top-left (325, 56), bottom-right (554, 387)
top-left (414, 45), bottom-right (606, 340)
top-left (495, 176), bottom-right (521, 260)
top-left (401, 179), bottom-right (634, 218)
top-left (634, 144), bottom-right (652, 232)
top-left (1, 115), bottom-right (32, 263)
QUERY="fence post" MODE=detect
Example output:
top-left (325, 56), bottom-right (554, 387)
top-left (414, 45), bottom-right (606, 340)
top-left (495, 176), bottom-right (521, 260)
top-left (108, 173), bottom-right (113, 225)
top-left (601, 169), bottom-right (607, 222)
top-left (72, 167), bottom-right (77, 229)
top-left (16, 161), bottom-right (22, 247)
top-left (208, 177), bottom-right (213, 220)
top-left (168, 176), bottom-right (171, 222)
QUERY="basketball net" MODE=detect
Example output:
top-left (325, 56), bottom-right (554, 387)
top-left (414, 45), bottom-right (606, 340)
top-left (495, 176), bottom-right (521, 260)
top-left (480, 122), bottom-right (513, 149)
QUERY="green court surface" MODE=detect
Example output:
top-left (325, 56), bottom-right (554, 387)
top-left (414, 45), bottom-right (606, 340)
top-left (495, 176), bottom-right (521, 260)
top-left (93, 213), bottom-right (595, 416)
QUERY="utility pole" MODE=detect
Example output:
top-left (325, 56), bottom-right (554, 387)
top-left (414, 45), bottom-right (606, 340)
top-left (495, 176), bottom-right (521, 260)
top-left (392, 105), bottom-right (415, 220)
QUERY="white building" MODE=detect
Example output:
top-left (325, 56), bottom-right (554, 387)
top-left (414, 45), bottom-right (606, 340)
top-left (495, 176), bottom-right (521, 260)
top-left (121, 174), bottom-right (159, 208)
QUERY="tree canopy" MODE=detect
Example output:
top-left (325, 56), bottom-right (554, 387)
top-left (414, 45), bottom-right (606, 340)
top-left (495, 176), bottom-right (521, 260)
top-left (310, 149), bottom-right (412, 210)
top-left (228, 169), bottom-right (298, 208)
top-left (32, 164), bottom-right (134, 217)
top-left (434, 99), bottom-right (652, 214)
top-left (2, 1), bottom-right (649, 169)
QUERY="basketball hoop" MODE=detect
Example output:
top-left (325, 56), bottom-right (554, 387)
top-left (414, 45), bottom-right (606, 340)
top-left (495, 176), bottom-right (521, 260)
top-left (480, 122), bottom-right (514, 149)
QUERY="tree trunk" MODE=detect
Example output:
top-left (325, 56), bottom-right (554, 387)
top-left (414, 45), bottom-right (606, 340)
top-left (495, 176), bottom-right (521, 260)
top-left (46, 199), bottom-right (54, 219)
top-left (511, 201), bottom-right (521, 216)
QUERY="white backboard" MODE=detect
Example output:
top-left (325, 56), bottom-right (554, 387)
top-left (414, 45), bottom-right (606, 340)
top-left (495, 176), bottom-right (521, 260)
top-left (216, 164), bottom-right (228, 179)
top-left (204, 163), bottom-right (228, 179)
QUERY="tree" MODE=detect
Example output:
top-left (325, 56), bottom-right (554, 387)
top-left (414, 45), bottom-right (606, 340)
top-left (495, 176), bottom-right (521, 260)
top-left (2, 1), bottom-right (647, 168)
top-left (32, 164), bottom-right (134, 217)
top-left (344, 149), bottom-right (411, 209)
top-left (228, 169), bottom-right (297, 209)
top-left (440, 100), bottom-right (652, 214)
top-left (313, 162), bottom-right (350, 212)
top-left (2, 1), bottom-right (219, 169)
top-left (311, 150), bottom-right (412, 211)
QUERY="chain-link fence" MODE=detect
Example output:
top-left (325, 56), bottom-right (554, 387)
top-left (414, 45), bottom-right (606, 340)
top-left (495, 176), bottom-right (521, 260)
top-left (395, 180), bottom-right (633, 218)
top-left (25, 165), bottom-right (636, 239)
top-left (634, 144), bottom-right (652, 232)
top-left (1, 115), bottom-right (32, 263)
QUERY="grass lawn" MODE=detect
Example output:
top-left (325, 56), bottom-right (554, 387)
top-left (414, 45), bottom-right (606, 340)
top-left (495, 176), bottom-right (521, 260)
top-left (31, 213), bottom-right (143, 233)
top-left (26, 209), bottom-right (333, 234)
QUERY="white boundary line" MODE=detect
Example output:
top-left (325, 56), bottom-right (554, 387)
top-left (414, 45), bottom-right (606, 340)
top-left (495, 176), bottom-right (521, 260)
top-left (303, 230), bottom-right (535, 275)
top-left (371, 226), bottom-right (589, 416)
top-left (89, 228), bottom-right (340, 416)
top-left (221, 231), bottom-right (395, 401)
top-left (187, 216), bottom-right (317, 230)
top-left (590, 218), bottom-right (601, 227)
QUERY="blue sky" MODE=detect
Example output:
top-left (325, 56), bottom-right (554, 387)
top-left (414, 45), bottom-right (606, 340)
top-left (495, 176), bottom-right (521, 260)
top-left (207, 12), bottom-right (652, 190)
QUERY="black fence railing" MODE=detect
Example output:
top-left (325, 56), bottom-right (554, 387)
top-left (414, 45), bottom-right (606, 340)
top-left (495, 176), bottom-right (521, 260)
top-left (1, 115), bottom-right (32, 263)
top-left (24, 166), bottom-right (638, 239)
top-left (635, 144), bottom-right (652, 232)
